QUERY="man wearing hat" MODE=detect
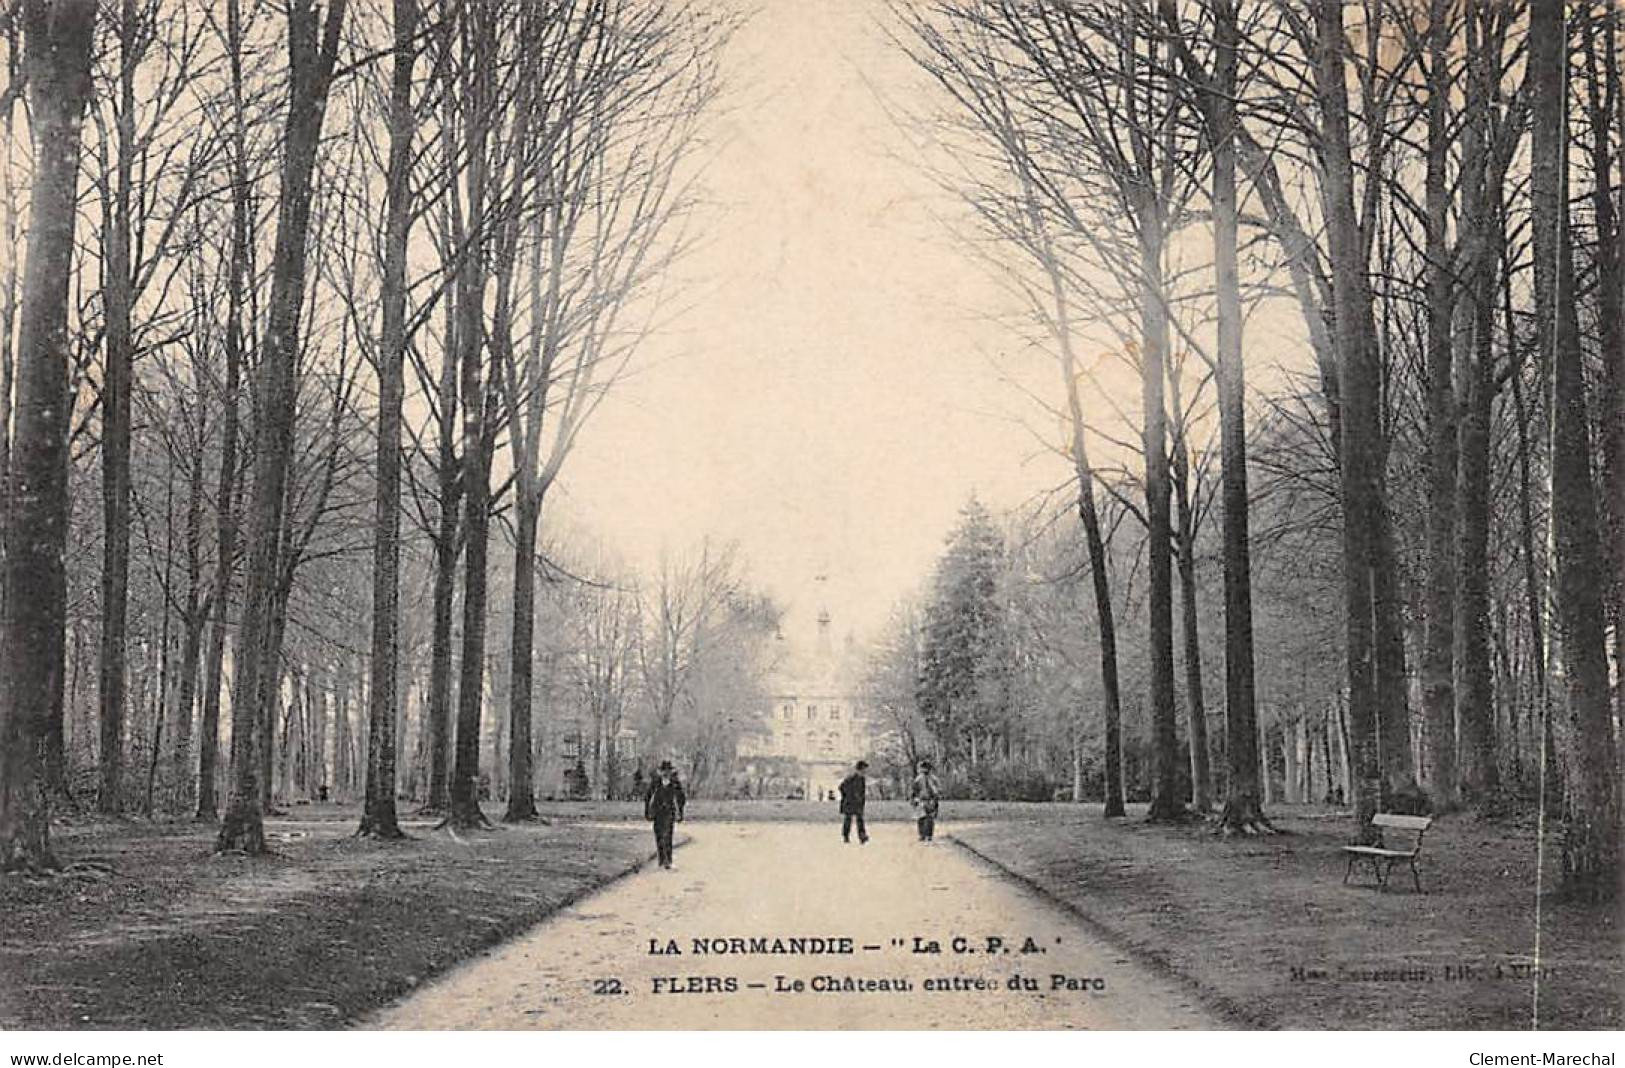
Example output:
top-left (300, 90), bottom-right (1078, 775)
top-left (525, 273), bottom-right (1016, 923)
top-left (910, 759), bottom-right (941, 842)
top-left (838, 760), bottom-right (870, 844)
top-left (644, 760), bottom-right (686, 869)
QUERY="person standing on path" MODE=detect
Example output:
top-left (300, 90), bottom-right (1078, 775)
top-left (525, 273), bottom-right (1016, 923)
top-left (644, 760), bottom-right (686, 869)
top-left (911, 759), bottom-right (941, 842)
top-left (838, 760), bottom-right (869, 844)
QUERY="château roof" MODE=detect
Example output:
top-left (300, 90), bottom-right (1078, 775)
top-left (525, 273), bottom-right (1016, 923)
top-left (765, 606), bottom-right (859, 698)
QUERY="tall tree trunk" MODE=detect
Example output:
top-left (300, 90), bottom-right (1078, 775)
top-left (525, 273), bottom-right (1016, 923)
top-left (0, 31), bottom-right (20, 556)
top-left (446, 2), bottom-right (498, 830)
top-left (257, 637), bottom-right (280, 814)
top-left (1454, 26), bottom-right (1500, 807)
top-left (1583, 2), bottom-right (1624, 741)
top-left (197, 0), bottom-right (252, 824)
top-left (489, 658), bottom-right (507, 802)
top-left (505, 495), bottom-right (540, 822)
top-left (63, 625), bottom-right (85, 787)
top-left (312, 665), bottom-right (328, 796)
top-left (424, 471), bottom-right (458, 812)
top-left (422, 180), bottom-right (463, 816)
top-left (450, 417), bottom-right (491, 829)
top-left (1530, 0), bottom-right (1620, 900)
top-left (1450, 3), bottom-right (1501, 809)
top-left (97, 0), bottom-right (141, 816)
top-left (1212, 13), bottom-right (1269, 830)
top-left (217, 0), bottom-right (347, 854)
top-left (171, 436), bottom-right (206, 815)
top-left (1611, 15), bottom-right (1625, 750)
top-left (1162, 0), bottom-right (1268, 833)
top-left (330, 657), bottom-right (347, 795)
top-left (1039, 217), bottom-right (1125, 819)
top-left (1455, 304), bottom-right (1497, 804)
top-left (197, 612), bottom-right (228, 819)
top-left (146, 482), bottom-right (175, 818)
top-left (1139, 200), bottom-right (1183, 823)
top-left (257, 635), bottom-right (278, 814)
top-left (1372, 510), bottom-right (1419, 801)
top-left (494, 45), bottom-right (545, 822)
top-left (41, 532), bottom-right (70, 802)
top-left (1419, 0), bottom-right (1458, 812)
top-left (359, 0), bottom-right (417, 841)
top-left (0, 0), bottom-right (96, 872)
top-left (1170, 410), bottom-right (1211, 813)
top-left (1314, 0), bottom-right (1384, 842)
top-left (1509, 262), bottom-right (1549, 743)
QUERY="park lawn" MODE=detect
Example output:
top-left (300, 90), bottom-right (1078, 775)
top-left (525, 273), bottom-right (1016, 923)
top-left (950, 804), bottom-right (1622, 1030)
top-left (0, 806), bottom-right (655, 1029)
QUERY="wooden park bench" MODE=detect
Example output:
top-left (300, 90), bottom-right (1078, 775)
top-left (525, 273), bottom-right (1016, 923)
top-left (1341, 813), bottom-right (1432, 893)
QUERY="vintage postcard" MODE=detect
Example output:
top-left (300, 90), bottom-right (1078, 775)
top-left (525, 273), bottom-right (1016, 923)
top-left (0, 0), bottom-right (1620, 1041)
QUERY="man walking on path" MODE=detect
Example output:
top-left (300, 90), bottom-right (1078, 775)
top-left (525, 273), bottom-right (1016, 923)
top-left (644, 760), bottom-right (686, 869)
top-left (839, 760), bottom-right (869, 843)
top-left (911, 759), bottom-right (941, 842)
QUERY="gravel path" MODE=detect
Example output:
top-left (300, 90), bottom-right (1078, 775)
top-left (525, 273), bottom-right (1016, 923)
top-left (366, 821), bottom-right (1225, 1029)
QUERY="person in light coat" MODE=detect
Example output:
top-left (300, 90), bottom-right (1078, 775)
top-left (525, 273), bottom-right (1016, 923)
top-left (910, 759), bottom-right (941, 842)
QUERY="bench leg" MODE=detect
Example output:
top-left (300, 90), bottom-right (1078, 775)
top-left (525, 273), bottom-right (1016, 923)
top-left (1370, 855), bottom-right (1386, 889)
top-left (1344, 853), bottom-right (1356, 885)
top-left (1410, 858), bottom-right (1423, 894)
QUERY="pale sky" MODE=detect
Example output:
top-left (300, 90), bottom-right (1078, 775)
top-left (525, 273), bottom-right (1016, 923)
top-left (556, 1), bottom-right (1058, 643)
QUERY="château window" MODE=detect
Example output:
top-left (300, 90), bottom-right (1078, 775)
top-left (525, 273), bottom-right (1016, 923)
top-left (807, 705), bottom-right (817, 721)
top-left (828, 706), bottom-right (840, 720)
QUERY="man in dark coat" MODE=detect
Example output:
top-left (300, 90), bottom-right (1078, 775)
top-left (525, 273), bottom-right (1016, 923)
top-left (838, 760), bottom-right (869, 844)
top-left (644, 760), bottom-right (686, 869)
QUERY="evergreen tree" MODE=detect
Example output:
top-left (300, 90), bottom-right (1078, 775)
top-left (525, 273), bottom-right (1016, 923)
top-left (917, 497), bottom-right (1011, 773)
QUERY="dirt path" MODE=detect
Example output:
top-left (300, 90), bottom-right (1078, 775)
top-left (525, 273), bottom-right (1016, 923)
top-left (366, 821), bottom-right (1225, 1029)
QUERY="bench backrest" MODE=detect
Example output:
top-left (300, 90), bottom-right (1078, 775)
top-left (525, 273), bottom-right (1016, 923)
top-left (1371, 812), bottom-right (1431, 851)
top-left (1372, 813), bottom-right (1432, 831)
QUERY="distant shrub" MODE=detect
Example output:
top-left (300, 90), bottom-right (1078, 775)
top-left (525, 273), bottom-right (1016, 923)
top-left (938, 761), bottom-right (1057, 802)
top-left (938, 771), bottom-right (976, 800)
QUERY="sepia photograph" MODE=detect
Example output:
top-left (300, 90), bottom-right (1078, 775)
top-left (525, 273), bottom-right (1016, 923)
top-left (0, 0), bottom-right (1620, 1042)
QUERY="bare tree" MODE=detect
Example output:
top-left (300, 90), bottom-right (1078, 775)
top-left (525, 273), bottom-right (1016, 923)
top-left (92, 0), bottom-right (143, 816)
top-left (899, 0), bottom-right (1201, 819)
top-left (498, 0), bottom-right (724, 822)
top-left (88, 0), bottom-right (219, 814)
top-left (567, 575), bottom-right (640, 800)
top-left (0, 0), bottom-right (96, 871)
top-left (1157, 0), bottom-right (1270, 833)
top-left (357, 0), bottom-right (419, 841)
top-left (444, 0), bottom-right (501, 831)
top-left (1529, 0), bottom-right (1618, 900)
top-left (0, 4), bottom-right (22, 536)
top-left (862, 600), bottom-right (931, 787)
top-left (194, 0), bottom-right (259, 821)
top-left (216, 0), bottom-right (347, 853)
top-left (639, 542), bottom-right (740, 738)
top-left (1452, 2), bottom-right (1522, 809)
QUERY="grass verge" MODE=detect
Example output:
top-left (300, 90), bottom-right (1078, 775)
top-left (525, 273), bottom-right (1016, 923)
top-left (0, 807), bottom-right (655, 1029)
top-left (949, 804), bottom-right (1621, 1030)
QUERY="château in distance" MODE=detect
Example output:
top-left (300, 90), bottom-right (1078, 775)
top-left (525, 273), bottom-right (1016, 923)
top-left (735, 606), bottom-right (873, 800)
